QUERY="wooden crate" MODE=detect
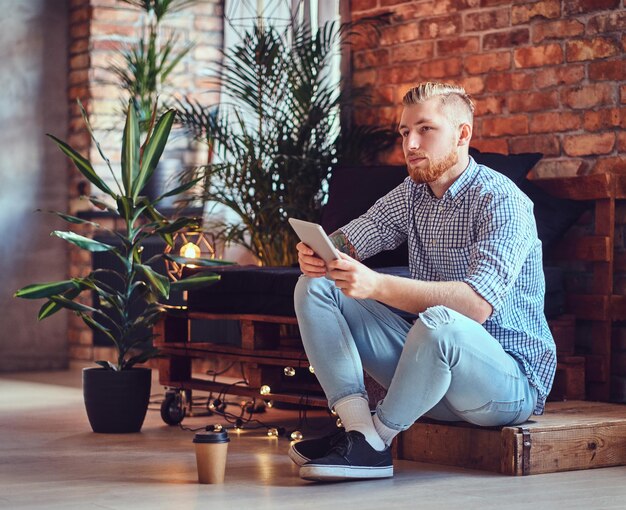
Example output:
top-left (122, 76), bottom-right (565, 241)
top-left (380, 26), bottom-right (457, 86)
top-left (395, 400), bottom-right (626, 475)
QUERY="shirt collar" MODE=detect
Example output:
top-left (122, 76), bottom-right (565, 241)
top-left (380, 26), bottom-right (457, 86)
top-left (442, 156), bottom-right (479, 204)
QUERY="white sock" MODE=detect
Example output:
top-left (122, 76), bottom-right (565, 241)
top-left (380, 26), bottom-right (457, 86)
top-left (373, 413), bottom-right (400, 447)
top-left (334, 395), bottom-right (386, 451)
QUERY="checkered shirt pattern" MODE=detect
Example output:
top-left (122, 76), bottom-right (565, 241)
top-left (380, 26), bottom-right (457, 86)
top-left (340, 157), bottom-right (556, 414)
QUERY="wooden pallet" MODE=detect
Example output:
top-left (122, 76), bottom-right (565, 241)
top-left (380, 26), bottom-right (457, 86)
top-left (395, 400), bottom-right (626, 475)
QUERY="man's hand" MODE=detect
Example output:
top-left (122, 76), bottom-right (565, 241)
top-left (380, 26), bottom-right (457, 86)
top-left (327, 252), bottom-right (382, 300)
top-left (297, 242), bottom-right (327, 278)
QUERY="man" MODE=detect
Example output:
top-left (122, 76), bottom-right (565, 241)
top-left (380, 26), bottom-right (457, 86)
top-left (290, 82), bottom-right (556, 482)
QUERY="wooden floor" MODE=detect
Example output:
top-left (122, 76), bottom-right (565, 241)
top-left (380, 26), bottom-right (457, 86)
top-left (1, 364), bottom-right (626, 510)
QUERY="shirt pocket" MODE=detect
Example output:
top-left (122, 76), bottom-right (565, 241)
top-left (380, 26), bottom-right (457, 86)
top-left (434, 246), bottom-right (472, 281)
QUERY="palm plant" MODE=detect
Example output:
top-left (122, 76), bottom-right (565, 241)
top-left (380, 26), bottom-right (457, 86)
top-left (109, 0), bottom-right (196, 128)
top-left (15, 101), bottom-right (230, 371)
top-left (176, 16), bottom-right (396, 266)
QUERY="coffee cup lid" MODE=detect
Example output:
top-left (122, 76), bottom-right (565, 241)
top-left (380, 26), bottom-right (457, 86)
top-left (193, 430), bottom-right (230, 444)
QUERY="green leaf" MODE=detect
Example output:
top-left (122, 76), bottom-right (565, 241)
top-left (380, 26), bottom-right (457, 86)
top-left (132, 109), bottom-right (176, 199)
top-left (49, 295), bottom-right (97, 314)
top-left (116, 196), bottom-right (133, 223)
top-left (164, 254), bottom-right (235, 267)
top-left (47, 134), bottom-right (116, 197)
top-left (40, 210), bottom-right (100, 227)
top-left (52, 231), bottom-right (115, 252)
top-left (141, 201), bottom-right (173, 247)
top-left (94, 360), bottom-right (119, 371)
top-left (124, 347), bottom-right (160, 369)
top-left (81, 314), bottom-right (118, 345)
top-left (170, 272), bottom-right (220, 291)
top-left (154, 216), bottom-right (200, 234)
top-left (121, 101), bottom-right (141, 196)
top-left (15, 279), bottom-right (80, 299)
top-left (136, 264), bottom-right (170, 298)
top-left (38, 287), bottom-right (83, 320)
top-left (155, 175), bottom-right (203, 201)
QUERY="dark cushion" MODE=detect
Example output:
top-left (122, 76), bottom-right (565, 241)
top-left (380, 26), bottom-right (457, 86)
top-left (321, 165), bottom-right (409, 268)
top-left (468, 147), bottom-right (542, 185)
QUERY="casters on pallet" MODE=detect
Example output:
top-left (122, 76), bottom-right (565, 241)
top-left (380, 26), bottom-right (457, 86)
top-left (160, 389), bottom-right (186, 426)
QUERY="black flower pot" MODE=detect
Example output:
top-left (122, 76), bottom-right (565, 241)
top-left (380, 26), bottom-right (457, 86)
top-left (83, 367), bottom-right (152, 433)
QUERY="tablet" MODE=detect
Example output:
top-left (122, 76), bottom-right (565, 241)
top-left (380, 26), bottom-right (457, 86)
top-left (288, 218), bottom-right (340, 263)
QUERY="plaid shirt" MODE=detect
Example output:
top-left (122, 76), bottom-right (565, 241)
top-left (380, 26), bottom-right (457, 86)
top-left (341, 157), bottom-right (556, 414)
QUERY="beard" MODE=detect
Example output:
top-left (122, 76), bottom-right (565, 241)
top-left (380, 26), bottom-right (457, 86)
top-left (406, 147), bottom-right (459, 185)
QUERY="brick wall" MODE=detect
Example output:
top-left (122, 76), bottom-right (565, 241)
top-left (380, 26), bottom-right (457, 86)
top-left (350, 0), bottom-right (625, 178)
top-left (66, 0), bottom-right (223, 361)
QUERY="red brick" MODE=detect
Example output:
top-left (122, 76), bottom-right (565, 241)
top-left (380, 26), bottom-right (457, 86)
top-left (353, 70), bottom-right (377, 87)
top-left (381, 0), bottom-right (409, 5)
top-left (460, 76), bottom-right (485, 95)
top-left (371, 85), bottom-right (397, 106)
top-left (194, 16), bottom-right (222, 32)
top-left (562, 83), bottom-right (614, 110)
top-left (564, 0), bottom-right (620, 15)
top-left (566, 37), bottom-right (621, 62)
top-left (510, 134), bottom-right (560, 156)
top-left (474, 96), bottom-right (506, 115)
top-left (482, 115), bottom-right (529, 136)
top-left (485, 72), bottom-right (534, 92)
top-left (512, 0), bottom-right (560, 25)
top-left (484, 29), bottom-right (529, 50)
top-left (591, 156), bottom-right (626, 175)
top-left (90, 23), bottom-right (137, 37)
top-left (419, 57), bottom-right (463, 78)
top-left (532, 20), bottom-right (584, 43)
top-left (69, 21), bottom-right (89, 39)
top-left (465, 51), bottom-right (511, 74)
top-left (529, 112), bottom-right (583, 133)
top-left (514, 44), bottom-right (563, 68)
top-left (589, 59), bottom-right (626, 81)
top-left (380, 24), bottom-right (420, 46)
top-left (508, 91), bottom-right (559, 113)
top-left (583, 108), bottom-right (626, 131)
top-left (69, 53), bottom-right (90, 71)
top-left (436, 37), bottom-right (480, 55)
top-left (532, 159), bottom-right (586, 178)
top-left (352, 0), bottom-right (378, 10)
top-left (69, 6), bottom-right (91, 24)
top-left (390, 43), bottom-right (433, 64)
top-left (534, 65), bottom-right (584, 88)
top-left (563, 133), bottom-right (615, 157)
top-left (69, 69), bottom-right (89, 86)
top-left (354, 49), bottom-right (391, 69)
top-left (618, 133), bottom-right (626, 153)
top-left (470, 138), bottom-right (509, 153)
top-left (419, 14), bottom-right (462, 39)
top-left (385, 65), bottom-right (422, 84)
top-left (587, 11), bottom-right (626, 34)
top-left (91, 6), bottom-right (138, 23)
top-left (464, 8), bottom-right (509, 31)
top-left (69, 38), bottom-right (90, 55)
top-left (622, 85), bottom-right (626, 104)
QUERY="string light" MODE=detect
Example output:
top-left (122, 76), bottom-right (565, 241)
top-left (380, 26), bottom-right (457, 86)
top-left (283, 366), bottom-right (296, 377)
top-left (213, 424), bottom-right (223, 432)
top-left (336, 418), bottom-right (343, 428)
top-left (259, 385), bottom-right (271, 395)
top-left (330, 408), bottom-right (337, 416)
top-left (308, 365), bottom-right (315, 374)
top-left (265, 400), bottom-right (274, 408)
top-left (267, 427), bottom-right (279, 437)
top-left (290, 430), bottom-right (303, 441)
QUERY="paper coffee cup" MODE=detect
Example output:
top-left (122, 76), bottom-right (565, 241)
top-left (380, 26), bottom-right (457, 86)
top-left (193, 430), bottom-right (230, 484)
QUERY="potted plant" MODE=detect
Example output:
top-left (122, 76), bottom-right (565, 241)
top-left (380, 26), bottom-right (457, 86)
top-left (15, 101), bottom-right (229, 433)
top-left (176, 15), bottom-right (397, 266)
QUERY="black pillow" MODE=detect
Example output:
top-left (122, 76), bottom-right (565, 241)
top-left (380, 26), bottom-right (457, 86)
top-left (470, 147), bottom-right (588, 250)
top-left (469, 147), bottom-right (541, 184)
top-left (321, 165), bottom-right (409, 267)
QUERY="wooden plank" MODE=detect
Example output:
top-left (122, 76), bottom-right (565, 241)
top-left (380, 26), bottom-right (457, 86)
top-left (187, 312), bottom-right (298, 324)
top-left (533, 173), bottom-right (612, 200)
top-left (520, 423), bottom-right (626, 475)
top-left (157, 343), bottom-right (308, 363)
top-left (612, 295), bottom-right (626, 320)
top-left (549, 236), bottom-right (611, 262)
top-left (566, 294), bottom-right (609, 320)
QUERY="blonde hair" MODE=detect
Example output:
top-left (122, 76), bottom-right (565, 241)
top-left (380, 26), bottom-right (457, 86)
top-left (402, 82), bottom-right (474, 127)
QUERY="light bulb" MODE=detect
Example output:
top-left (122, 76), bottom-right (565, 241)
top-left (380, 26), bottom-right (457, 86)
top-left (290, 430), bottom-right (303, 441)
top-left (284, 366), bottom-right (296, 377)
top-left (336, 418), bottom-right (343, 428)
top-left (267, 427), bottom-right (278, 437)
top-left (330, 408), bottom-right (337, 416)
top-left (265, 400), bottom-right (274, 408)
top-left (180, 242), bottom-right (201, 259)
top-left (213, 424), bottom-right (223, 432)
top-left (308, 365), bottom-right (315, 374)
top-left (260, 385), bottom-right (271, 396)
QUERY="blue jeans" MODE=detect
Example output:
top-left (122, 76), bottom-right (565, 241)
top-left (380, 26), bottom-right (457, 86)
top-left (294, 276), bottom-right (537, 432)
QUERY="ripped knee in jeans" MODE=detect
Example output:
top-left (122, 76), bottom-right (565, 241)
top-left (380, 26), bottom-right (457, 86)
top-left (419, 305), bottom-right (455, 330)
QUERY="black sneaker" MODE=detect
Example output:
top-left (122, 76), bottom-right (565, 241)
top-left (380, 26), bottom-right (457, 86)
top-left (299, 430), bottom-right (393, 482)
top-left (288, 429), bottom-right (347, 466)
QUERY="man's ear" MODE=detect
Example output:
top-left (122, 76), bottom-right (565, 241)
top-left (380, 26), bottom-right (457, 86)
top-left (457, 123), bottom-right (472, 147)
